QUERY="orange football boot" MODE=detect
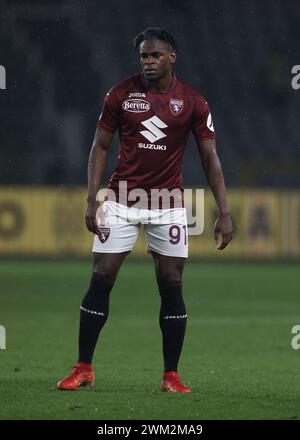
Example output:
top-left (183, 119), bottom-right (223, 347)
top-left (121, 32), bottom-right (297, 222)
top-left (57, 362), bottom-right (94, 391)
top-left (161, 371), bottom-right (191, 393)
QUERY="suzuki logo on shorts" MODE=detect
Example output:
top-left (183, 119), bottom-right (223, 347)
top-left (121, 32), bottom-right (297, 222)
top-left (140, 116), bottom-right (168, 143)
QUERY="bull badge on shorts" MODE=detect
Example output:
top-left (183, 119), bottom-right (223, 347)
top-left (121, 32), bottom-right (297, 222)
top-left (98, 227), bottom-right (110, 243)
top-left (169, 98), bottom-right (184, 116)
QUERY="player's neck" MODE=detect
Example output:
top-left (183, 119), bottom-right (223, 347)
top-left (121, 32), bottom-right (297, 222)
top-left (143, 71), bottom-right (174, 93)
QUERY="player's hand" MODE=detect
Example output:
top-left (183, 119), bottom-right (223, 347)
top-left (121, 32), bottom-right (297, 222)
top-left (85, 200), bottom-right (105, 235)
top-left (213, 213), bottom-right (234, 250)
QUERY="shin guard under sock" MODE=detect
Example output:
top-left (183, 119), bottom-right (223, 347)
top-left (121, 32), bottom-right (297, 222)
top-left (158, 280), bottom-right (187, 372)
top-left (78, 272), bottom-right (113, 364)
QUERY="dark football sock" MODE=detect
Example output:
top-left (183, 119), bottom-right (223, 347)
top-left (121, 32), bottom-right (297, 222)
top-left (158, 280), bottom-right (187, 372)
top-left (78, 272), bottom-right (114, 364)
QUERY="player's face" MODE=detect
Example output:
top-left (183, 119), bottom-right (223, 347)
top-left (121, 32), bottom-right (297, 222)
top-left (139, 39), bottom-right (176, 81)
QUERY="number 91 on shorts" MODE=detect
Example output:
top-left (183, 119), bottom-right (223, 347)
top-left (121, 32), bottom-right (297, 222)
top-left (92, 201), bottom-right (188, 258)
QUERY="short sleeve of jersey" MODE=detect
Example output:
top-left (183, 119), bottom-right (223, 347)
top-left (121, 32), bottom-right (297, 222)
top-left (96, 90), bottom-right (120, 133)
top-left (191, 95), bottom-right (216, 142)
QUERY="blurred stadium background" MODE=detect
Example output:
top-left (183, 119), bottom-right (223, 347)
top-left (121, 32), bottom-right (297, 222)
top-left (1, 0), bottom-right (300, 420)
top-left (0, 0), bottom-right (300, 258)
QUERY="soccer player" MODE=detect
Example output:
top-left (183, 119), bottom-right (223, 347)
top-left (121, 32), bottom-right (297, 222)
top-left (57, 28), bottom-right (233, 393)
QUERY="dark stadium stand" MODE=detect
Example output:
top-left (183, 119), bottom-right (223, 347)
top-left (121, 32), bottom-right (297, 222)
top-left (1, 0), bottom-right (299, 186)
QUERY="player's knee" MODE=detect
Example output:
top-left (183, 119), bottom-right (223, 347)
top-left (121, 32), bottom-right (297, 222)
top-left (158, 279), bottom-right (186, 316)
top-left (92, 252), bottom-right (128, 282)
top-left (92, 259), bottom-right (117, 284)
top-left (154, 255), bottom-right (185, 285)
top-left (92, 268), bottom-right (115, 285)
top-left (157, 270), bottom-right (182, 285)
top-left (158, 279), bottom-right (183, 295)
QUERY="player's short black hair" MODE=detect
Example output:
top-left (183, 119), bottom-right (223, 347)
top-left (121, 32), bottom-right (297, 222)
top-left (134, 27), bottom-right (177, 52)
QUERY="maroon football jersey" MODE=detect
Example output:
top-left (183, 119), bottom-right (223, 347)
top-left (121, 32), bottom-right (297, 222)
top-left (97, 73), bottom-right (215, 208)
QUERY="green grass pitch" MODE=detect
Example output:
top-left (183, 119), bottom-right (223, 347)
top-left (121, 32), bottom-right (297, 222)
top-left (1, 259), bottom-right (300, 420)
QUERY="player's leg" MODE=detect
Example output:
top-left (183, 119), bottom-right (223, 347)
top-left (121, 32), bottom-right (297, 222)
top-left (57, 210), bottom-right (139, 390)
top-left (81, 219), bottom-right (140, 364)
top-left (57, 252), bottom-right (129, 391)
top-left (78, 251), bottom-right (129, 366)
top-left (151, 251), bottom-right (187, 370)
top-left (145, 222), bottom-right (191, 392)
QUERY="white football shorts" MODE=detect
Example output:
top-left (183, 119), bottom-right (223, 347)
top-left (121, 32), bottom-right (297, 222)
top-left (92, 201), bottom-right (188, 258)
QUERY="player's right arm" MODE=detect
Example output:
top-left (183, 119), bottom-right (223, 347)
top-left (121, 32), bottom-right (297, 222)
top-left (85, 128), bottom-right (114, 235)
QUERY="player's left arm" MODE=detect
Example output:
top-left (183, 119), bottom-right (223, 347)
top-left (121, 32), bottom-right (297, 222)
top-left (196, 137), bottom-right (234, 250)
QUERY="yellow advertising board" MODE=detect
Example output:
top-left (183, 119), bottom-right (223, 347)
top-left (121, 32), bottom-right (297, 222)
top-left (0, 187), bottom-right (298, 258)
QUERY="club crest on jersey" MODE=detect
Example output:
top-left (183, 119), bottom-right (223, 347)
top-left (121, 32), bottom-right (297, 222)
top-left (169, 98), bottom-right (184, 116)
top-left (98, 227), bottom-right (110, 243)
